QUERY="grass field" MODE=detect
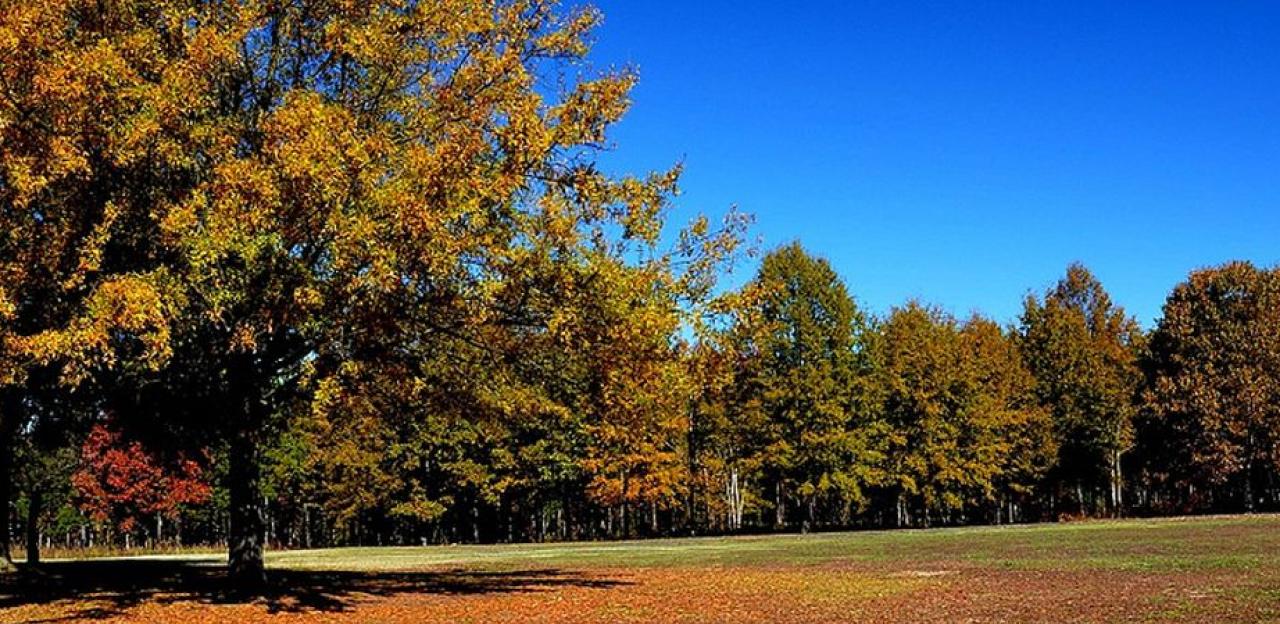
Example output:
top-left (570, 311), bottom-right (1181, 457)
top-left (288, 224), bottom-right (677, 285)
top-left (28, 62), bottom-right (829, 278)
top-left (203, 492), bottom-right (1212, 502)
top-left (3, 514), bottom-right (1279, 622)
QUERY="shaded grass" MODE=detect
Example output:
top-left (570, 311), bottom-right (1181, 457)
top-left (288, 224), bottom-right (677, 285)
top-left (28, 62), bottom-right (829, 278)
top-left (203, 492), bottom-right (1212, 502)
top-left (0, 559), bottom-right (627, 622)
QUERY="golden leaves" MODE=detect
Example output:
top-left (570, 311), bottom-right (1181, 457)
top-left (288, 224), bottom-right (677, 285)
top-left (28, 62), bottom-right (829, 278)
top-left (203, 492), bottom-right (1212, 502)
top-left (0, 0), bottom-right (746, 538)
top-left (551, 71), bottom-right (636, 146)
top-left (535, 5), bottom-right (602, 58)
top-left (21, 273), bottom-right (176, 385)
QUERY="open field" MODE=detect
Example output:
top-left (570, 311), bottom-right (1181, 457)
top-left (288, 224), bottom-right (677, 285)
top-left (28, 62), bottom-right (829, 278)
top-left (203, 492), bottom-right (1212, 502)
top-left (3, 515), bottom-right (1279, 623)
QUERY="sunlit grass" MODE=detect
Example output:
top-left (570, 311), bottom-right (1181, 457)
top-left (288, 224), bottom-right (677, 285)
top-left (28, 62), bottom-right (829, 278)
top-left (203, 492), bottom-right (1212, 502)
top-left (257, 514), bottom-right (1280, 573)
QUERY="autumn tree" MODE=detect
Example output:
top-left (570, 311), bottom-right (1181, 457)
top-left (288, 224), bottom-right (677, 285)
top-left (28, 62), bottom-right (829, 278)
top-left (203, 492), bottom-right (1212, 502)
top-left (874, 303), bottom-right (969, 526)
top-left (686, 316), bottom-right (755, 532)
top-left (729, 243), bottom-right (875, 530)
top-left (71, 422), bottom-right (211, 545)
top-left (0, 0), bottom-right (740, 585)
top-left (1019, 264), bottom-right (1143, 516)
top-left (960, 316), bottom-right (1056, 523)
top-left (873, 304), bottom-right (1055, 526)
top-left (1143, 262), bottom-right (1280, 512)
top-left (577, 274), bottom-right (692, 538)
top-left (0, 1), bottom-right (176, 569)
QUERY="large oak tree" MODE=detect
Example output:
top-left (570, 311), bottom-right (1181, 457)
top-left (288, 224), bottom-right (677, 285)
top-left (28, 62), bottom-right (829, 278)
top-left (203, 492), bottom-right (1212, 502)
top-left (1, 0), bottom-right (742, 587)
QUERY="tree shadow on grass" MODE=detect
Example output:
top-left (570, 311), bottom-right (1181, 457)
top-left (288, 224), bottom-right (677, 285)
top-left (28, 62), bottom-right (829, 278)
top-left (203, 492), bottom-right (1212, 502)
top-left (0, 558), bottom-right (630, 622)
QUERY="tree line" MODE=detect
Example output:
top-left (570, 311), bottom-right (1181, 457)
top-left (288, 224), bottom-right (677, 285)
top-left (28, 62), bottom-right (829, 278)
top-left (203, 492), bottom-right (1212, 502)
top-left (2, 0), bottom-right (1278, 591)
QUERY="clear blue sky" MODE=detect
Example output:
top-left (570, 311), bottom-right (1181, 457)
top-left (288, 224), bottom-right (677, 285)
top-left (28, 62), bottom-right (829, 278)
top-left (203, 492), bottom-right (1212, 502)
top-left (586, 1), bottom-right (1280, 327)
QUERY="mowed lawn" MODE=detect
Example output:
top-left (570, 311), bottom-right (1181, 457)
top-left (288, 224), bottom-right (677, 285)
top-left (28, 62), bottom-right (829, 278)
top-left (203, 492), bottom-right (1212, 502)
top-left (4, 515), bottom-right (1279, 623)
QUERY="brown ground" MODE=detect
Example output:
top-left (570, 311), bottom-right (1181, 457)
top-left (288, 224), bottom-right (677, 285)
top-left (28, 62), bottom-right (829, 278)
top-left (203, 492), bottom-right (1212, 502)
top-left (5, 563), bottom-right (1275, 623)
top-left (4, 517), bottom-right (1279, 623)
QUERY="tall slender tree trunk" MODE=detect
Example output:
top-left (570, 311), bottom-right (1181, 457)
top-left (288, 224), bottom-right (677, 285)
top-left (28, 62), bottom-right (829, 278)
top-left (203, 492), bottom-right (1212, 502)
top-left (774, 481), bottom-right (785, 529)
top-left (0, 394), bottom-right (17, 570)
top-left (726, 468), bottom-right (744, 531)
top-left (801, 494), bottom-right (815, 533)
top-left (228, 428), bottom-right (266, 590)
top-left (471, 504), bottom-right (480, 543)
top-left (1243, 456), bottom-right (1255, 513)
top-left (303, 505), bottom-right (312, 549)
top-left (24, 489), bottom-right (41, 566)
top-left (685, 406), bottom-right (700, 535)
top-left (0, 427), bottom-right (11, 570)
top-left (620, 470), bottom-right (631, 539)
top-left (1110, 450), bottom-right (1124, 517)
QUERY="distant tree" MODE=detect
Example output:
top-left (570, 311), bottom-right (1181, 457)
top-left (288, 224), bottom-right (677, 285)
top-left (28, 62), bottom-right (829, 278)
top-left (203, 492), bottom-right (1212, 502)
top-left (13, 441), bottom-right (77, 565)
top-left (1143, 262), bottom-right (1280, 512)
top-left (872, 305), bottom-right (1056, 527)
top-left (960, 316), bottom-right (1057, 523)
top-left (1019, 264), bottom-right (1143, 516)
top-left (578, 276), bottom-right (692, 538)
top-left (71, 422), bottom-right (211, 545)
top-left (873, 303), bottom-right (966, 526)
top-left (731, 243), bottom-right (876, 530)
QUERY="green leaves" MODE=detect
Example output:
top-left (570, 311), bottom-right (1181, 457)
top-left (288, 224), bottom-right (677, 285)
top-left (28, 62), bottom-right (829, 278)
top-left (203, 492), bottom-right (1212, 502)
top-left (1019, 264), bottom-right (1142, 510)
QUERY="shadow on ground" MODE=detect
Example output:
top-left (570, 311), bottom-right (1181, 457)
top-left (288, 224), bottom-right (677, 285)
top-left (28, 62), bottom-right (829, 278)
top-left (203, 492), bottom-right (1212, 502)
top-left (0, 558), bottom-right (629, 622)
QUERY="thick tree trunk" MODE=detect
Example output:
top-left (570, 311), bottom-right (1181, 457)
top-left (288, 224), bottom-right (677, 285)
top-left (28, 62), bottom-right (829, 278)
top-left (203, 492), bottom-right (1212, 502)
top-left (24, 489), bottom-right (40, 566)
top-left (228, 429), bottom-right (266, 590)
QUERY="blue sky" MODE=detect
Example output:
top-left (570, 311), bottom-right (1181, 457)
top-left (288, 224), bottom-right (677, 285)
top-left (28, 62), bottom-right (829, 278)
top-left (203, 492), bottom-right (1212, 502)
top-left (585, 1), bottom-right (1280, 327)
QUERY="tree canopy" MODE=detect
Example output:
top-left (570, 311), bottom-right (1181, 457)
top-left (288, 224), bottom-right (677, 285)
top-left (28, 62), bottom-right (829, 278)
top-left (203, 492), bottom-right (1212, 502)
top-left (2, 0), bottom-right (1280, 594)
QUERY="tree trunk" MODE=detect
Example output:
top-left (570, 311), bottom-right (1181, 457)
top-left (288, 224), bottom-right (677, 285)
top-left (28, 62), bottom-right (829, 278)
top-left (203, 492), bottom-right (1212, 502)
top-left (1243, 457), bottom-right (1255, 513)
top-left (621, 470), bottom-right (631, 539)
top-left (803, 495), bottom-right (815, 533)
top-left (0, 441), bottom-right (10, 570)
top-left (774, 481), bottom-right (785, 529)
top-left (0, 395), bottom-right (16, 570)
top-left (303, 505), bottom-right (312, 549)
top-left (1110, 450), bottom-right (1124, 517)
top-left (228, 428), bottom-right (266, 590)
top-left (726, 468), bottom-right (744, 531)
top-left (25, 489), bottom-right (41, 565)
